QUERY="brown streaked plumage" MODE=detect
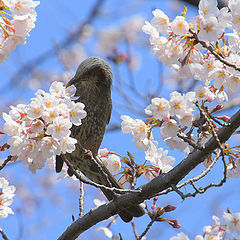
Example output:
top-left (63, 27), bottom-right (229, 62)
top-left (56, 56), bottom-right (145, 222)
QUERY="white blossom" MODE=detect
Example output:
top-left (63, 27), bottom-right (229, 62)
top-left (202, 215), bottom-right (223, 239)
top-left (218, 7), bottom-right (232, 28)
top-left (46, 116), bottom-right (72, 140)
top-left (120, 115), bottom-right (137, 133)
top-left (195, 85), bottom-right (215, 102)
top-left (159, 39), bottom-right (184, 66)
top-left (0, 178), bottom-right (16, 218)
top-left (69, 102), bottom-right (87, 126)
top-left (2, 113), bottom-right (20, 136)
top-left (160, 119), bottom-right (179, 140)
top-left (27, 99), bottom-right (44, 118)
top-left (150, 9), bottom-right (169, 35)
top-left (208, 67), bottom-right (229, 88)
top-left (198, 0), bottom-right (219, 18)
top-left (98, 148), bottom-right (110, 158)
top-left (178, 111), bottom-right (194, 127)
top-left (145, 142), bottom-right (175, 173)
top-left (165, 137), bottom-right (188, 152)
top-left (198, 16), bottom-right (223, 42)
top-left (171, 16), bottom-right (189, 36)
top-left (59, 137), bottom-right (77, 154)
top-left (223, 212), bottom-right (240, 235)
top-left (226, 75), bottom-right (240, 92)
top-left (42, 107), bottom-right (60, 123)
top-left (226, 162), bottom-right (240, 178)
top-left (97, 227), bottom-right (113, 238)
top-left (226, 32), bottom-right (240, 53)
top-left (169, 91), bottom-right (187, 117)
top-left (8, 136), bottom-right (23, 156)
top-left (28, 120), bottom-right (43, 135)
top-left (142, 21), bottom-right (159, 38)
top-left (40, 137), bottom-right (61, 158)
top-left (145, 97), bottom-right (170, 121)
top-left (121, 115), bottom-right (151, 150)
top-left (229, 0), bottom-right (240, 32)
top-left (101, 154), bottom-right (121, 174)
top-left (215, 89), bottom-right (228, 103)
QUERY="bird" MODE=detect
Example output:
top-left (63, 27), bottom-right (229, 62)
top-left (56, 56), bottom-right (145, 222)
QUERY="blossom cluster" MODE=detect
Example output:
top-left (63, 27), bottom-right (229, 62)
top-left (142, 0), bottom-right (240, 103)
top-left (0, 177), bottom-right (15, 218)
top-left (0, 0), bottom-right (39, 62)
top-left (127, 0), bottom-right (240, 181)
top-left (120, 90), bottom-right (200, 179)
top-left (170, 210), bottom-right (240, 240)
top-left (3, 81), bottom-right (87, 173)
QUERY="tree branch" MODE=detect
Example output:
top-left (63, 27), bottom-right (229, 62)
top-left (58, 109), bottom-right (240, 240)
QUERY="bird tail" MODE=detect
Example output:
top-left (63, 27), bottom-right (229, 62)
top-left (58, 152), bottom-right (145, 222)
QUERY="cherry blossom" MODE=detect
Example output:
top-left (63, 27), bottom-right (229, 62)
top-left (99, 150), bottom-right (122, 175)
top-left (0, 178), bottom-right (16, 218)
top-left (145, 97), bottom-right (170, 121)
top-left (223, 212), bottom-right (240, 235)
top-left (170, 16), bottom-right (189, 36)
top-left (3, 81), bottom-right (87, 173)
top-left (0, 0), bottom-right (39, 62)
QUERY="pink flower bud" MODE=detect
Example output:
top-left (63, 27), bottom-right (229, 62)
top-left (98, 148), bottom-right (110, 157)
top-left (164, 205), bottom-right (176, 212)
top-left (217, 116), bottom-right (230, 122)
top-left (211, 105), bottom-right (224, 113)
top-left (168, 219), bottom-right (181, 228)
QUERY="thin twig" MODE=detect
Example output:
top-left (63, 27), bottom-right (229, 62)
top-left (137, 216), bottom-right (156, 240)
top-left (131, 220), bottom-right (139, 240)
top-left (196, 102), bottom-right (227, 183)
top-left (119, 233), bottom-right (123, 240)
top-left (191, 29), bottom-right (240, 73)
top-left (177, 132), bottom-right (204, 151)
top-left (77, 143), bottom-right (112, 188)
top-left (170, 184), bottom-right (185, 200)
top-left (155, 149), bottom-right (221, 198)
top-left (178, 150), bottom-right (221, 188)
top-left (209, 113), bottom-right (230, 127)
top-left (0, 156), bottom-right (12, 171)
top-left (196, 102), bottom-right (224, 152)
top-left (190, 181), bottom-right (202, 193)
top-left (79, 181), bottom-right (84, 218)
top-left (183, 168), bottom-right (228, 198)
top-left (129, 162), bottom-right (138, 190)
top-left (62, 155), bottom-right (140, 194)
top-left (0, 228), bottom-right (9, 240)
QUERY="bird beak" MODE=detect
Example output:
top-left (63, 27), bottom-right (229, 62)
top-left (65, 77), bottom-right (77, 88)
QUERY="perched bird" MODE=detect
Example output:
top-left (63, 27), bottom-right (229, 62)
top-left (56, 56), bottom-right (145, 222)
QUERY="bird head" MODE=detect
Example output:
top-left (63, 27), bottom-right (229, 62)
top-left (66, 56), bottom-right (113, 90)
